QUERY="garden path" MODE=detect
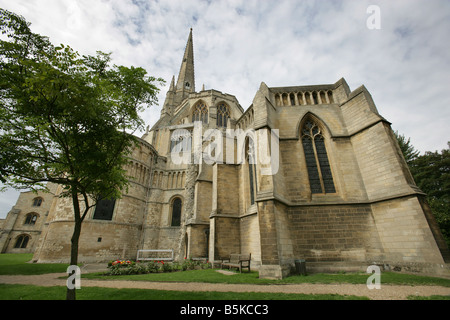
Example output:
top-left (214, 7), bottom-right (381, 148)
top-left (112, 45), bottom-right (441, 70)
top-left (0, 271), bottom-right (449, 300)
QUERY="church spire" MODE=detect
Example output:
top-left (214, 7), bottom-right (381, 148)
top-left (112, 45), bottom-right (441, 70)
top-left (175, 28), bottom-right (195, 101)
top-left (160, 29), bottom-right (196, 118)
top-left (170, 75), bottom-right (176, 91)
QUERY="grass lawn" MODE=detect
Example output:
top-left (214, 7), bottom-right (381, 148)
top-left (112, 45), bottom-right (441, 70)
top-left (84, 268), bottom-right (450, 287)
top-left (0, 284), bottom-right (368, 300)
top-left (1, 254), bottom-right (449, 300)
top-left (0, 253), bottom-right (69, 275)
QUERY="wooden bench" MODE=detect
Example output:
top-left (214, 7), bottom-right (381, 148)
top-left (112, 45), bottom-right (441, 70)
top-left (221, 253), bottom-right (251, 273)
top-left (136, 249), bottom-right (174, 262)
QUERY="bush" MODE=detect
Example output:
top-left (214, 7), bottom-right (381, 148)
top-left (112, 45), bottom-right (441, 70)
top-left (104, 259), bottom-right (212, 276)
top-left (181, 258), bottom-right (211, 271)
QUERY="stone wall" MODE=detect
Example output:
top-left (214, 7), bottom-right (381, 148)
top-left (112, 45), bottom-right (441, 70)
top-left (370, 196), bottom-right (447, 264)
top-left (34, 220), bottom-right (141, 263)
top-left (0, 185), bottom-right (56, 254)
top-left (287, 204), bottom-right (384, 263)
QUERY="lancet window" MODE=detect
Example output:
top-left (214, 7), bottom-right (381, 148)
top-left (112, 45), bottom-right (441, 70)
top-left (246, 138), bottom-right (257, 205)
top-left (171, 197), bottom-right (182, 227)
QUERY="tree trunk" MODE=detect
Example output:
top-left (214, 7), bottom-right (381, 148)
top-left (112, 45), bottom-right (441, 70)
top-left (66, 190), bottom-right (83, 301)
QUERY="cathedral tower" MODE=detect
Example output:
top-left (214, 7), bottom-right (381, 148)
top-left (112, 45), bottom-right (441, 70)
top-left (8, 28), bottom-right (446, 280)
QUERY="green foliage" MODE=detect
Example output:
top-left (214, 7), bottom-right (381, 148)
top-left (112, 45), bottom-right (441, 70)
top-left (103, 259), bottom-right (212, 276)
top-left (409, 145), bottom-right (450, 246)
top-left (0, 9), bottom-right (164, 298)
top-left (409, 146), bottom-right (450, 200)
top-left (394, 128), bottom-right (450, 247)
top-left (0, 8), bottom-right (164, 202)
top-left (393, 130), bottom-right (420, 164)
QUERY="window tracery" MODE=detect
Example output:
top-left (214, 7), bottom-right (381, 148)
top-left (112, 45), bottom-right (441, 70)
top-left (216, 103), bottom-right (231, 128)
top-left (192, 102), bottom-right (208, 124)
top-left (301, 120), bottom-right (336, 194)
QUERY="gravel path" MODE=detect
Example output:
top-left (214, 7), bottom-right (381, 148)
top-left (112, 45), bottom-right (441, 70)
top-left (1, 272), bottom-right (449, 300)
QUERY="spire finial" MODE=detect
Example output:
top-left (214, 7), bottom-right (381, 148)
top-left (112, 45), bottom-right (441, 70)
top-left (170, 75), bottom-right (176, 91)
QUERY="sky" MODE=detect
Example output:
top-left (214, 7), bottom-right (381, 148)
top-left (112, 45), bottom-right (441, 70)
top-left (0, 0), bottom-right (449, 218)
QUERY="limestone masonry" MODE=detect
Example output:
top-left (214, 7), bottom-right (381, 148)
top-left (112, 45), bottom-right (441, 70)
top-left (1, 29), bottom-right (449, 278)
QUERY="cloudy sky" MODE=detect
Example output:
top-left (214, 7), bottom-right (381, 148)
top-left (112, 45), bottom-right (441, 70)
top-left (0, 0), bottom-right (449, 218)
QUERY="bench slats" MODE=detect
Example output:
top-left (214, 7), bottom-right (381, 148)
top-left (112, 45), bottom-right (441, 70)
top-left (221, 253), bottom-right (251, 273)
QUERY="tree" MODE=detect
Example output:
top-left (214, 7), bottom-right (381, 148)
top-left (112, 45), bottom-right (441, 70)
top-left (393, 130), bottom-right (420, 164)
top-left (409, 145), bottom-right (450, 247)
top-left (394, 130), bottom-right (450, 248)
top-left (0, 9), bottom-right (164, 300)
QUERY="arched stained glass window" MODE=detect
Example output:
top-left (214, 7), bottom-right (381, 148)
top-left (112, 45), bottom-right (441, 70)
top-left (301, 120), bottom-right (336, 194)
top-left (192, 102), bottom-right (208, 124)
top-left (217, 103), bottom-right (231, 128)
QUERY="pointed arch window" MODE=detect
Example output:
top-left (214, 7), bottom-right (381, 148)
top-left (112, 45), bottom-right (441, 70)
top-left (301, 120), bottom-right (336, 194)
top-left (217, 103), bottom-right (231, 128)
top-left (192, 102), bottom-right (208, 124)
top-left (14, 234), bottom-right (30, 249)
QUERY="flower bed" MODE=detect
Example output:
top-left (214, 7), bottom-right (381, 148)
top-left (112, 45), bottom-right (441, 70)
top-left (104, 258), bottom-right (211, 276)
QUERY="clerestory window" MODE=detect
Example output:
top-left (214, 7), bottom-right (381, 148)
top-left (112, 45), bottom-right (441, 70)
top-left (216, 103), bottom-right (231, 128)
top-left (192, 102), bottom-right (208, 124)
top-left (301, 120), bottom-right (336, 194)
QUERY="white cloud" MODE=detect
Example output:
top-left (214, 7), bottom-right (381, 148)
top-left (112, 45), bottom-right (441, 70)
top-left (1, 0), bottom-right (449, 216)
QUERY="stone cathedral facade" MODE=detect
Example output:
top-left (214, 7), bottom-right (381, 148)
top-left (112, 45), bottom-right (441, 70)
top-left (1, 29), bottom-right (448, 278)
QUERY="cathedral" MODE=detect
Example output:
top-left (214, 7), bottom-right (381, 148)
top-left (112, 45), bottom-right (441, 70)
top-left (1, 29), bottom-right (448, 278)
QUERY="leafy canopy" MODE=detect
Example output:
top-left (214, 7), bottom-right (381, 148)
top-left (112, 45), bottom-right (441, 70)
top-left (0, 8), bottom-right (164, 204)
top-left (394, 129), bottom-right (449, 247)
